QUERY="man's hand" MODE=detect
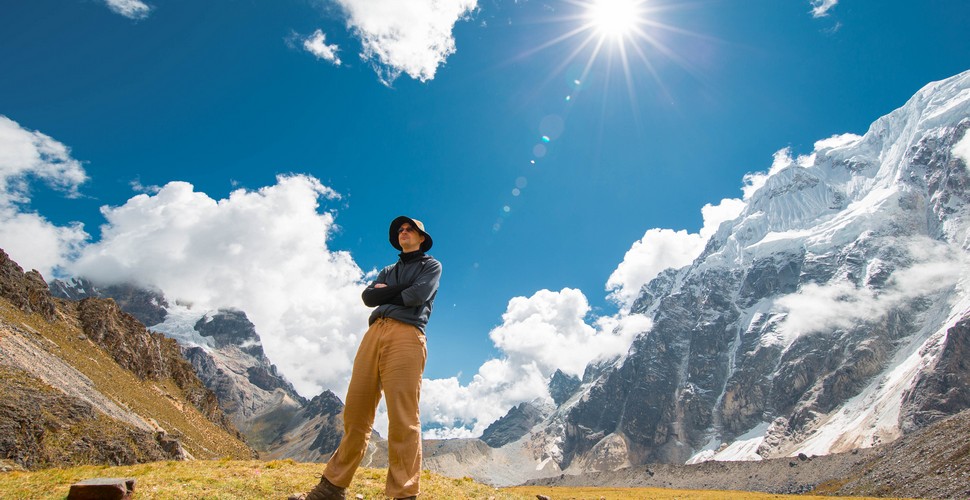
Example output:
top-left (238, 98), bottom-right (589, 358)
top-left (374, 283), bottom-right (387, 288)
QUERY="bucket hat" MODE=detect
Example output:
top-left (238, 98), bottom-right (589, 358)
top-left (389, 216), bottom-right (433, 252)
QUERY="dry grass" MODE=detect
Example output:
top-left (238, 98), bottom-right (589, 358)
top-left (0, 460), bottom-right (901, 500)
top-left (0, 460), bottom-right (514, 499)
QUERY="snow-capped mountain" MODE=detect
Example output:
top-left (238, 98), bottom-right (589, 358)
top-left (533, 69), bottom-right (970, 472)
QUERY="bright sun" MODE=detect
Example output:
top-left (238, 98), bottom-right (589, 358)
top-left (522, 0), bottom-right (689, 101)
top-left (586, 0), bottom-right (643, 39)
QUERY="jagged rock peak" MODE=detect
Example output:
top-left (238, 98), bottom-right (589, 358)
top-left (0, 248), bottom-right (57, 322)
top-left (194, 308), bottom-right (263, 355)
top-left (549, 369), bottom-right (581, 406)
top-left (481, 401), bottom-right (551, 448)
top-left (305, 390), bottom-right (344, 417)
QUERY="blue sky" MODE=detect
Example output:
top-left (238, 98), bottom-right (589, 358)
top-left (1, 0), bottom-right (968, 436)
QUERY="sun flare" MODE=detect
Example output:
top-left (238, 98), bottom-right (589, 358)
top-left (586, 0), bottom-right (642, 39)
top-left (518, 0), bottom-right (696, 107)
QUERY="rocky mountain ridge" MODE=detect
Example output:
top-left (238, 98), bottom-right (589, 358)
top-left (49, 278), bottom-right (348, 461)
top-left (0, 249), bottom-right (254, 469)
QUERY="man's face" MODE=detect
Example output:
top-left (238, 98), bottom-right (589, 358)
top-left (398, 222), bottom-right (425, 252)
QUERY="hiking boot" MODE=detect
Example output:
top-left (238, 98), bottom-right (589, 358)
top-left (287, 476), bottom-right (346, 500)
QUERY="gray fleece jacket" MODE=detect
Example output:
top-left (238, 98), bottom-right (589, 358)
top-left (364, 252), bottom-right (441, 332)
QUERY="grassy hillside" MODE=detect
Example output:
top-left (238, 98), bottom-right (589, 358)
top-left (0, 460), bottom-right (899, 499)
top-left (0, 296), bottom-right (253, 464)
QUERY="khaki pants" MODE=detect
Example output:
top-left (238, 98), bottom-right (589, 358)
top-left (324, 318), bottom-right (427, 498)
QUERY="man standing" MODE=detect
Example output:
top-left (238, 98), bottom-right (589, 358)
top-left (293, 216), bottom-right (441, 500)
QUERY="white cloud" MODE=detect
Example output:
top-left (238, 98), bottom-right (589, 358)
top-left (0, 116), bottom-right (87, 205)
top-left (104, 0), bottom-right (152, 19)
top-left (335, 0), bottom-right (478, 84)
top-left (422, 358), bottom-right (549, 438)
top-left (0, 208), bottom-right (87, 279)
top-left (490, 288), bottom-right (642, 376)
top-left (304, 29), bottom-right (342, 65)
top-left (70, 175), bottom-right (371, 397)
top-left (0, 116), bottom-right (89, 278)
top-left (420, 288), bottom-right (650, 438)
top-left (606, 198), bottom-right (745, 309)
top-left (954, 128), bottom-right (970, 172)
top-left (809, 0), bottom-right (838, 18)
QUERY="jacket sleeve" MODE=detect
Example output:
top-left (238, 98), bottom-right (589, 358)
top-left (361, 266), bottom-right (392, 307)
top-left (362, 284), bottom-right (408, 307)
top-left (400, 259), bottom-right (441, 307)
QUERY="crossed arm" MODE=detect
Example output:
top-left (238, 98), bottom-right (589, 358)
top-left (361, 260), bottom-right (441, 308)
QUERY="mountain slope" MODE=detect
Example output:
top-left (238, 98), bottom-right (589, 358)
top-left (528, 70), bottom-right (970, 473)
top-left (50, 278), bottom-right (348, 461)
top-left (0, 249), bottom-right (254, 469)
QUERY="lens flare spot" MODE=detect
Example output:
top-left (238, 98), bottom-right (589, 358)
top-left (539, 115), bottom-right (565, 140)
top-left (533, 144), bottom-right (547, 157)
top-left (512, 188), bottom-right (521, 196)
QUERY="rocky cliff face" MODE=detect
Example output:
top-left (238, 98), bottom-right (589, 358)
top-left (182, 309), bottom-right (307, 435)
top-left (0, 250), bottom-right (253, 469)
top-left (536, 70), bottom-right (970, 471)
top-left (548, 369), bottom-right (581, 407)
top-left (481, 401), bottom-right (551, 448)
top-left (0, 250), bottom-right (57, 322)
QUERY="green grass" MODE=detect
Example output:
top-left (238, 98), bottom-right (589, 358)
top-left (0, 460), bottom-right (901, 499)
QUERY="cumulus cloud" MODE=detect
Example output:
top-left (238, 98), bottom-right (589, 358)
top-left (0, 209), bottom-right (87, 278)
top-left (0, 116), bottom-right (87, 204)
top-left (954, 128), bottom-right (970, 172)
top-left (304, 29), bottom-right (342, 65)
top-left (70, 176), bottom-right (371, 397)
top-left (809, 0), bottom-right (838, 18)
top-left (0, 115), bottom-right (89, 278)
top-left (773, 238), bottom-right (970, 347)
top-left (607, 198), bottom-right (745, 309)
top-left (104, 0), bottom-right (152, 19)
top-left (420, 288), bottom-right (650, 438)
top-left (335, 0), bottom-right (478, 84)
